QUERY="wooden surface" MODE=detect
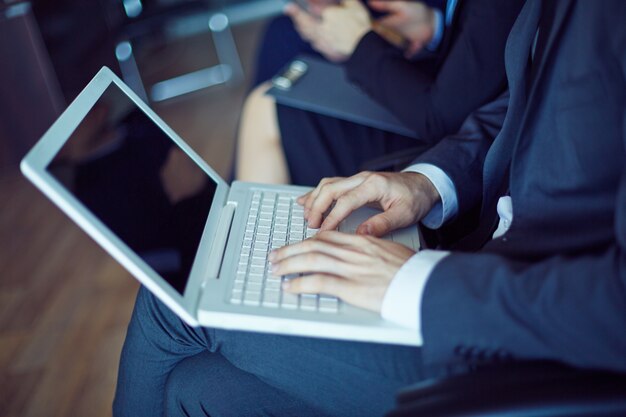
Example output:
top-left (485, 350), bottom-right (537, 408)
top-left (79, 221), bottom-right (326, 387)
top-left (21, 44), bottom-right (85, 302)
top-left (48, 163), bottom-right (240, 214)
top-left (0, 18), bottom-right (264, 417)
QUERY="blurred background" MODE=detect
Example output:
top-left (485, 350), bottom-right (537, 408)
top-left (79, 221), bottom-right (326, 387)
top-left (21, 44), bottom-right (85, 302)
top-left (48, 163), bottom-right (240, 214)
top-left (0, 0), bottom-right (279, 414)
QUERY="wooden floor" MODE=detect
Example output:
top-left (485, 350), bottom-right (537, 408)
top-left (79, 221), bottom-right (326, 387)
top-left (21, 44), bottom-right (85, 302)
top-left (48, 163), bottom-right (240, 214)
top-left (0, 18), bottom-right (265, 417)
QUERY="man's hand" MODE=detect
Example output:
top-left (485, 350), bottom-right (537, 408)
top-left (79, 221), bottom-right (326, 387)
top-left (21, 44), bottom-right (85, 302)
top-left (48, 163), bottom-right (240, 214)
top-left (269, 231), bottom-right (415, 312)
top-left (369, 1), bottom-right (436, 57)
top-left (285, 0), bottom-right (372, 62)
top-left (298, 171), bottom-right (441, 237)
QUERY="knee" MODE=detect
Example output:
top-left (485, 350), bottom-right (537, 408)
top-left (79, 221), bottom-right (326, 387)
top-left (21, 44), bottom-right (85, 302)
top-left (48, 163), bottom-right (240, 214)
top-left (164, 355), bottom-right (208, 416)
top-left (163, 353), bottom-right (225, 417)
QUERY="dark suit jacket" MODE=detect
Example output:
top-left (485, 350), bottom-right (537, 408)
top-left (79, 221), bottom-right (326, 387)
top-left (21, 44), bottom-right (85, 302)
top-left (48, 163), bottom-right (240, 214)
top-left (413, 0), bottom-right (626, 372)
top-left (344, 0), bottom-right (525, 143)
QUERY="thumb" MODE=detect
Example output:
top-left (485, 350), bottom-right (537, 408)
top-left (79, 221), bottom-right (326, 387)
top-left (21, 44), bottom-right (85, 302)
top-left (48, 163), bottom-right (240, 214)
top-left (344, 0), bottom-right (365, 11)
top-left (368, 0), bottom-right (400, 13)
top-left (356, 205), bottom-right (410, 237)
top-left (284, 2), bottom-right (301, 16)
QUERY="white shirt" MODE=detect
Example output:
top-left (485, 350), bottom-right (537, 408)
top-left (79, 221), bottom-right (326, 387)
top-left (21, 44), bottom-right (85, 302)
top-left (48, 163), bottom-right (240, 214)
top-left (379, 164), bottom-right (513, 342)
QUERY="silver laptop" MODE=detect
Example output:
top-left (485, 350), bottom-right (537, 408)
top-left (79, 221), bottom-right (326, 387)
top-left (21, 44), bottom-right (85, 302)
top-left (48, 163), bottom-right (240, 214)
top-left (21, 67), bottom-right (422, 346)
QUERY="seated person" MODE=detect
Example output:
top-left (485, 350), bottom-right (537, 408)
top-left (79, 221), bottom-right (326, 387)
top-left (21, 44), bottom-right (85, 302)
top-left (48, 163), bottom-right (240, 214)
top-left (236, 0), bottom-right (524, 185)
top-left (250, 0), bottom-right (447, 86)
top-left (113, 1), bottom-right (626, 416)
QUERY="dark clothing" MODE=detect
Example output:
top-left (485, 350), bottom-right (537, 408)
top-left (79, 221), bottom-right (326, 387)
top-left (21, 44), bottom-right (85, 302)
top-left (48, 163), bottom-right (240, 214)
top-left (251, 0), bottom-right (447, 87)
top-left (277, 104), bottom-right (420, 186)
top-left (114, 2), bottom-right (626, 416)
top-left (279, 0), bottom-right (525, 185)
top-left (414, 0), bottom-right (626, 372)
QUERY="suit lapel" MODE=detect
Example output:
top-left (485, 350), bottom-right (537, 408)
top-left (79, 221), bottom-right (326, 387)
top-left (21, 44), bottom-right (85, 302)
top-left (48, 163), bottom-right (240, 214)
top-left (481, 0), bottom-right (541, 209)
top-left (525, 1), bottom-right (575, 107)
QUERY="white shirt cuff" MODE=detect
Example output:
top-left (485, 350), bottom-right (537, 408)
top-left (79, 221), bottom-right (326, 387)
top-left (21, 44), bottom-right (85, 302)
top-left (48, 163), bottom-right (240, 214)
top-left (381, 250), bottom-right (450, 341)
top-left (426, 9), bottom-right (444, 51)
top-left (403, 163), bottom-right (459, 229)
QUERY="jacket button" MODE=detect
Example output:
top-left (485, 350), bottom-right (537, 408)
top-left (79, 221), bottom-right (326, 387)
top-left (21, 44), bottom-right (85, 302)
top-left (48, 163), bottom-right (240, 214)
top-left (454, 345), bottom-right (467, 356)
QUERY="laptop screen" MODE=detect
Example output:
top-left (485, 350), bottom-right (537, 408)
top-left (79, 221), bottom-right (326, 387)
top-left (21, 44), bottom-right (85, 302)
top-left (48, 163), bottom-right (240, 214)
top-left (46, 84), bottom-right (217, 294)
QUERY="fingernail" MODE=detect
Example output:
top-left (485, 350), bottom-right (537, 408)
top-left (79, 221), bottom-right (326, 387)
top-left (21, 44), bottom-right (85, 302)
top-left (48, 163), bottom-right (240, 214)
top-left (268, 251), bottom-right (276, 262)
top-left (363, 224), bottom-right (372, 235)
top-left (271, 263), bottom-right (280, 273)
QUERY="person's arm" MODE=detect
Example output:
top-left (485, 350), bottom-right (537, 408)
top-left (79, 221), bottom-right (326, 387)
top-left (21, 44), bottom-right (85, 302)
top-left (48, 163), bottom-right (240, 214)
top-left (421, 71), bottom-right (626, 372)
top-left (345, 0), bottom-right (524, 143)
top-left (421, 217), bottom-right (626, 371)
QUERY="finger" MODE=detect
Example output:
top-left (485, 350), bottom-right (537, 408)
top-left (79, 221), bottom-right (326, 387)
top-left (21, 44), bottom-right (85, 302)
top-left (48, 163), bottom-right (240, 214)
top-left (318, 185), bottom-right (377, 231)
top-left (368, 0), bottom-right (401, 13)
top-left (405, 39), bottom-right (425, 58)
top-left (313, 230), bottom-right (369, 246)
top-left (307, 176), bottom-right (366, 228)
top-left (282, 273), bottom-right (355, 300)
top-left (302, 177), bottom-right (341, 219)
top-left (355, 204), bottom-right (413, 236)
top-left (375, 14), bottom-right (405, 29)
top-left (270, 235), bottom-right (367, 263)
top-left (296, 190), bottom-right (312, 206)
top-left (285, 3), bottom-right (318, 40)
top-left (271, 250), bottom-right (355, 277)
top-left (343, 0), bottom-right (366, 12)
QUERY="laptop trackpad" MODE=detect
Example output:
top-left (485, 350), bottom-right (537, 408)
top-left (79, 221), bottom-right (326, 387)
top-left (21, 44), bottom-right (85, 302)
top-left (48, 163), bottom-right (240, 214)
top-left (338, 207), bottom-right (420, 251)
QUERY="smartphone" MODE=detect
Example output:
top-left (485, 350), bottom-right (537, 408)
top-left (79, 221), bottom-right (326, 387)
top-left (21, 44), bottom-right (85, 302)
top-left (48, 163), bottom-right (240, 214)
top-left (271, 60), bottom-right (308, 90)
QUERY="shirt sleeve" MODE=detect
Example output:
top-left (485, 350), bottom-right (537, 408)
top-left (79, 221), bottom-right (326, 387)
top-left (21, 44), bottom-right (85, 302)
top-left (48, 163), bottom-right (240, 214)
top-left (426, 9), bottom-right (444, 51)
top-left (403, 163), bottom-right (459, 229)
top-left (381, 250), bottom-right (451, 338)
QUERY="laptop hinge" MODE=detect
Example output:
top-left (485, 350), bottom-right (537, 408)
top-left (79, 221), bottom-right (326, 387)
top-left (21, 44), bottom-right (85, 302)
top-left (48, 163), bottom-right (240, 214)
top-left (203, 202), bottom-right (237, 283)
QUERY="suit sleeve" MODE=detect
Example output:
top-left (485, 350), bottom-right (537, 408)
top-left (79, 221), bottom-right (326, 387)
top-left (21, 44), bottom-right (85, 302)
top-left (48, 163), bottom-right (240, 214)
top-left (420, 109), bottom-right (626, 373)
top-left (412, 90), bottom-right (509, 217)
top-left (344, 0), bottom-right (523, 143)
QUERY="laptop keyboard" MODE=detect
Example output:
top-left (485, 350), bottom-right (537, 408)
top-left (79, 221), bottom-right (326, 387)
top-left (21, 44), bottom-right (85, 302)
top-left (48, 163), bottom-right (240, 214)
top-left (229, 191), bottom-right (340, 313)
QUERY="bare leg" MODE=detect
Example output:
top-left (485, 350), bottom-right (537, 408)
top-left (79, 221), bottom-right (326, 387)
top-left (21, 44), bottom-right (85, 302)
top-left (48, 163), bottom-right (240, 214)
top-left (236, 82), bottom-right (290, 184)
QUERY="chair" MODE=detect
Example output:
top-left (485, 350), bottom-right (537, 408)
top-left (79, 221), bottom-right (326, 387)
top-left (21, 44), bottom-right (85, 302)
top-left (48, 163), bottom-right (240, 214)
top-left (108, 0), bottom-right (283, 103)
top-left (386, 361), bottom-right (626, 416)
top-left (0, 1), bottom-right (64, 173)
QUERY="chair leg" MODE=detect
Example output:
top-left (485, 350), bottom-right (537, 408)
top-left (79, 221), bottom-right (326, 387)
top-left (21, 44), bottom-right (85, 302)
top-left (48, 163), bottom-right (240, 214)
top-left (115, 40), bottom-right (149, 103)
top-left (209, 12), bottom-right (244, 83)
top-left (148, 12), bottom-right (243, 102)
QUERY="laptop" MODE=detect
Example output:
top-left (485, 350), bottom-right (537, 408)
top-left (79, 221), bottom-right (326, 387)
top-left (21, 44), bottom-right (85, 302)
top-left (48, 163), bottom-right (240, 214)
top-left (21, 67), bottom-right (422, 346)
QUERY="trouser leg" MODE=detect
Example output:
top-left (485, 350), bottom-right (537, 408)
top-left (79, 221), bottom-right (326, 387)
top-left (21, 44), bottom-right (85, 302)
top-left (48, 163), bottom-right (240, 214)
top-left (114, 287), bottom-right (424, 417)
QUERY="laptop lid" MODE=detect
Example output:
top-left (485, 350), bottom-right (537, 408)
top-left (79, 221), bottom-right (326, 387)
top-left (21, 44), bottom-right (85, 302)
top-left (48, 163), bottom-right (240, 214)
top-left (21, 67), bottom-right (230, 325)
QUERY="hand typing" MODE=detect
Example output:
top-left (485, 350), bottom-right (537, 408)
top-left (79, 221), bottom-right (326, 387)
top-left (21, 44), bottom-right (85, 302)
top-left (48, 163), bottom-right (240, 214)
top-left (297, 171), bottom-right (440, 237)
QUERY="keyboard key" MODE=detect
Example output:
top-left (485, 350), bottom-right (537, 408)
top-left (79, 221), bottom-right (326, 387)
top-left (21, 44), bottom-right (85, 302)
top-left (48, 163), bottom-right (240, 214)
top-left (246, 282), bottom-right (262, 292)
top-left (274, 225), bottom-right (287, 233)
top-left (255, 234), bottom-right (270, 244)
top-left (281, 292), bottom-right (299, 309)
top-left (247, 273), bottom-right (263, 283)
top-left (250, 258), bottom-right (266, 267)
top-left (230, 290), bottom-right (243, 304)
top-left (251, 249), bottom-right (266, 258)
top-left (257, 226), bottom-right (271, 235)
top-left (258, 219), bottom-right (272, 228)
top-left (262, 290), bottom-right (280, 307)
top-left (300, 294), bottom-right (318, 311)
top-left (243, 291), bottom-right (261, 306)
top-left (249, 266), bottom-right (265, 275)
top-left (264, 280), bottom-right (281, 290)
top-left (319, 297), bottom-right (339, 313)
top-left (253, 240), bottom-right (269, 250)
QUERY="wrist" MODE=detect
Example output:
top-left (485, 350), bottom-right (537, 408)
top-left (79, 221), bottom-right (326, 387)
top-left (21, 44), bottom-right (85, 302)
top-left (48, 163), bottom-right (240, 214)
top-left (406, 172), bottom-right (441, 211)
